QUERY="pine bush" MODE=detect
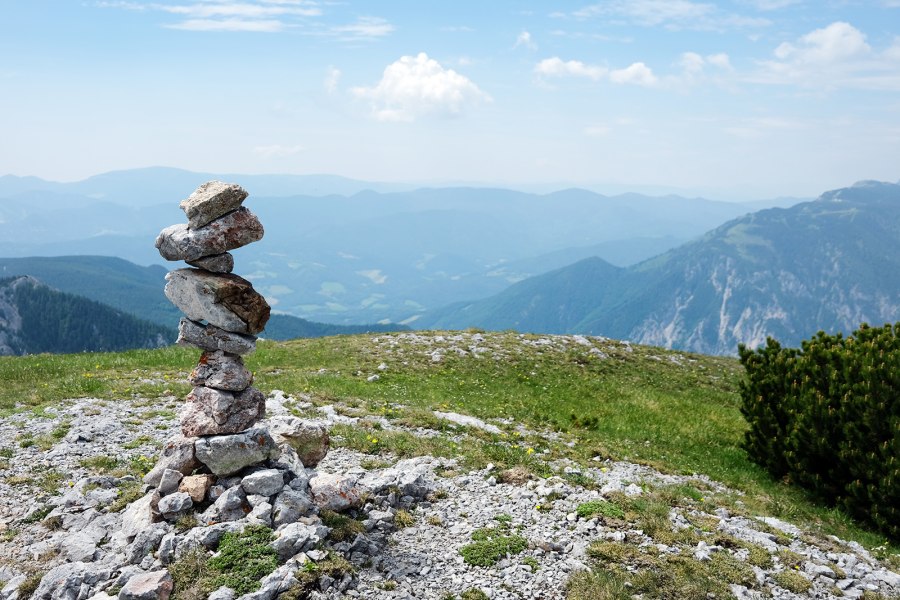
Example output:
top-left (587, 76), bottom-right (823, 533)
top-left (738, 323), bottom-right (900, 539)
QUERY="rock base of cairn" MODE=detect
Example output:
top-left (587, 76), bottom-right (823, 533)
top-left (137, 182), bottom-right (397, 596)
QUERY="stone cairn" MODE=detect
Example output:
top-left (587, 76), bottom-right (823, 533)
top-left (143, 182), bottom-right (333, 528)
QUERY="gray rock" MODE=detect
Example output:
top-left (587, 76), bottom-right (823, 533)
top-left (120, 493), bottom-right (156, 540)
top-left (272, 489), bottom-right (314, 527)
top-left (247, 501), bottom-right (273, 527)
top-left (179, 181), bottom-right (248, 229)
top-left (200, 487), bottom-right (250, 524)
top-left (125, 523), bottom-right (170, 565)
top-left (358, 456), bottom-right (434, 500)
top-left (194, 428), bottom-right (278, 476)
top-left (157, 533), bottom-right (177, 565)
top-left (188, 351), bottom-right (252, 391)
top-left (207, 588), bottom-right (236, 600)
top-left (187, 252), bottom-right (234, 273)
top-left (180, 386), bottom-right (266, 437)
top-left (155, 207), bottom-right (263, 262)
top-left (177, 318), bottom-right (257, 355)
top-left (31, 562), bottom-right (111, 600)
top-left (157, 492), bottom-right (193, 520)
top-left (268, 416), bottom-right (329, 467)
top-left (241, 469), bottom-right (285, 497)
top-left (270, 444), bottom-right (307, 478)
top-left (309, 472), bottom-right (362, 512)
top-left (118, 570), bottom-right (173, 600)
top-left (143, 436), bottom-right (200, 487)
top-left (157, 470), bottom-right (183, 496)
top-left (164, 269), bottom-right (270, 335)
top-left (272, 522), bottom-right (329, 561)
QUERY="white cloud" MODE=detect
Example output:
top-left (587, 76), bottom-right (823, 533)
top-left (534, 57), bottom-right (607, 80)
top-left (754, 22), bottom-right (900, 90)
top-left (680, 51), bottom-right (706, 73)
top-left (610, 62), bottom-right (658, 86)
top-left (324, 66), bottom-right (341, 93)
top-left (572, 0), bottom-right (769, 31)
top-left (252, 144), bottom-right (305, 158)
top-left (352, 53), bottom-right (490, 122)
top-left (707, 53), bottom-right (732, 69)
top-left (515, 30), bottom-right (537, 50)
top-left (330, 16), bottom-right (394, 40)
top-left (773, 21), bottom-right (870, 63)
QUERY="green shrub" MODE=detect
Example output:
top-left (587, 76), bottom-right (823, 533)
top-left (208, 525), bottom-right (278, 594)
top-left (460, 526), bottom-right (528, 567)
top-left (738, 323), bottom-right (900, 539)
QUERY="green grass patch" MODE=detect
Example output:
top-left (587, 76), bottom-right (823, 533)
top-left (576, 499), bottom-right (625, 520)
top-left (460, 525), bottom-right (528, 567)
top-left (320, 509), bottom-right (365, 542)
top-left (773, 570), bottom-right (812, 594)
top-left (170, 525), bottom-right (278, 597)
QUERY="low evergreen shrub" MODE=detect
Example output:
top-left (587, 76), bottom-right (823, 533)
top-left (738, 323), bottom-right (900, 539)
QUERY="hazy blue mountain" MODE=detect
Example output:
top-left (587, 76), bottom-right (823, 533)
top-left (418, 181), bottom-right (900, 355)
top-left (0, 276), bottom-right (173, 355)
top-left (0, 168), bottom-right (807, 324)
top-left (0, 256), bottom-right (407, 343)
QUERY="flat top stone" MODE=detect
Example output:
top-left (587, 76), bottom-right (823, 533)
top-left (180, 181), bottom-right (248, 229)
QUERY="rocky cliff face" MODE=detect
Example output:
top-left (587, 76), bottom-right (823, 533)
top-left (622, 181), bottom-right (900, 354)
top-left (0, 276), bottom-right (34, 355)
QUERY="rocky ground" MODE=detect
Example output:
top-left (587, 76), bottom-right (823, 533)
top-left (1, 385), bottom-right (899, 600)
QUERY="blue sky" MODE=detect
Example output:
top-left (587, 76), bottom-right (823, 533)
top-left (2, 1), bottom-right (899, 199)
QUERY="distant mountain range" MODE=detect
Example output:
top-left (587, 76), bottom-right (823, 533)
top-left (0, 167), bottom-right (801, 325)
top-left (0, 276), bottom-right (172, 355)
top-left (0, 256), bottom-right (406, 355)
top-left (418, 181), bottom-right (900, 355)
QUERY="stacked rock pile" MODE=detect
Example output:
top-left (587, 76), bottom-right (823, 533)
top-left (144, 183), bottom-right (342, 528)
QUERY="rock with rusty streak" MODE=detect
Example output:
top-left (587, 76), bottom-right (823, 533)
top-left (189, 350), bottom-right (253, 391)
top-left (180, 386), bottom-right (266, 437)
top-left (164, 269), bottom-right (270, 335)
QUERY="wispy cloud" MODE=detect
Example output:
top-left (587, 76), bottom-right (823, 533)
top-left (252, 144), bottom-right (305, 158)
top-left (535, 57), bottom-right (607, 80)
top-left (570, 0), bottom-right (769, 31)
top-left (352, 53), bottom-right (490, 122)
top-left (98, 1), bottom-right (322, 33)
top-left (330, 16), bottom-right (394, 40)
top-left (324, 66), bottom-right (341, 94)
top-left (535, 57), bottom-right (658, 86)
top-left (609, 62), bottom-right (657, 86)
top-left (514, 30), bottom-right (537, 50)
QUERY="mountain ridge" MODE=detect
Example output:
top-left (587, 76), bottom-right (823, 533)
top-left (417, 180), bottom-right (900, 355)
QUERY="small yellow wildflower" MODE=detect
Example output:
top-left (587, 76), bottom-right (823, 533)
top-left (371, 438), bottom-right (378, 444)
top-left (526, 447), bottom-right (535, 455)
top-left (600, 467), bottom-right (609, 472)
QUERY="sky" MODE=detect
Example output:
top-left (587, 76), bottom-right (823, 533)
top-left (2, 1), bottom-right (900, 199)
